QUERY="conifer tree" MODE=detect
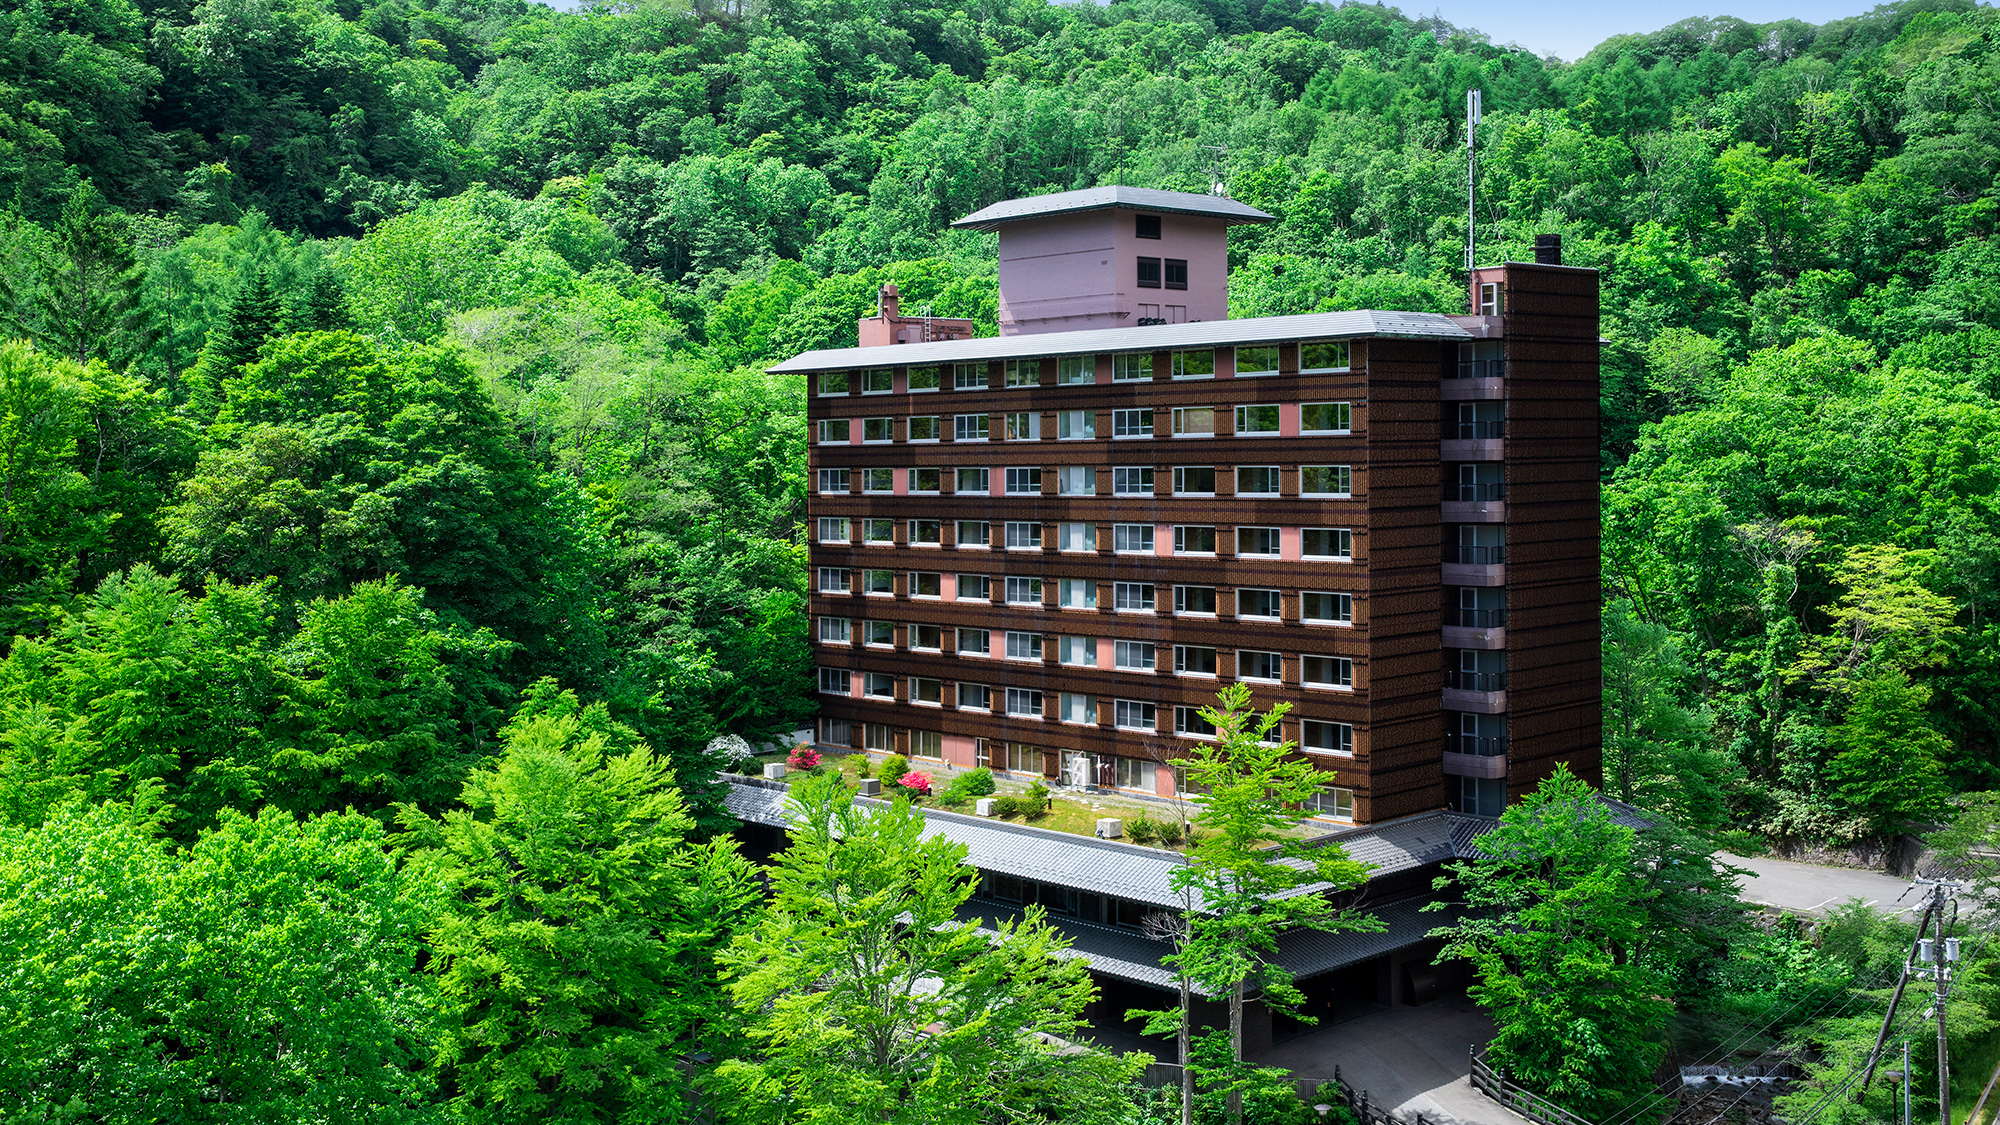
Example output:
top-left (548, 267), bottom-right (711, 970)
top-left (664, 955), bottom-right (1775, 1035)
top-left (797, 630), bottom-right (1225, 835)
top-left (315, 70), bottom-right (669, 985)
top-left (0, 185), bottom-right (149, 367)
top-left (185, 268), bottom-right (283, 414)
top-left (289, 270), bottom-right (353, 333)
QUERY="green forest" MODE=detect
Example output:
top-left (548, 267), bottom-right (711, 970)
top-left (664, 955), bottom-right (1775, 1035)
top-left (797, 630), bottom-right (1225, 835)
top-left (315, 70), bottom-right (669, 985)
top-left (6, 0), bottom-right (2000, 1117)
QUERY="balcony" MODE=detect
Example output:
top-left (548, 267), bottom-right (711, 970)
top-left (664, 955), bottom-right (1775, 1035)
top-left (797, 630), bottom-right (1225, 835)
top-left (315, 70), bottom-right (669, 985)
top-left (1444, 670), bottom-right (1507, 713)
top-left (1442, 750), bottom-right (1508, 779)
top-left (1442, 421), bottom-right (1505, 462)
top-left (1443, 544), bottom-right (1506, 586)
top-left (1442, 607), bottom-right (1506, 650)
top-left (1443, 360), bottom-right (1505, 401)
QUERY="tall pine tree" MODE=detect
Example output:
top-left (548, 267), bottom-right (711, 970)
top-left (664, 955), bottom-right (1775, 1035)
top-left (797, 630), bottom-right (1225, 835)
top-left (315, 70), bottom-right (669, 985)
top-left (184, 269), bottom-right (283, 415)
top-left (0, 185), bottom-right (149, 368)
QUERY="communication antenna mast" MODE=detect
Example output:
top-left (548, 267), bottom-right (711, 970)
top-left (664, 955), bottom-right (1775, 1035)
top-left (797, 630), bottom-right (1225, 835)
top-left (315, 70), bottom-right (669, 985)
top-left (1202, 145), bottom-right (1228, 196)
top-left (1465, 88), bottom-right (1482, 276)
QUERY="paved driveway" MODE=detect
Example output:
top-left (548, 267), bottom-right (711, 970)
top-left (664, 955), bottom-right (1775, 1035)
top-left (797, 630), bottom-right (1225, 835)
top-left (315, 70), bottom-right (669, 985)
top-left (1721, 852), bottom-right (1923, 917)
top-left (1250, 1000), bottom-right (1522, 1125)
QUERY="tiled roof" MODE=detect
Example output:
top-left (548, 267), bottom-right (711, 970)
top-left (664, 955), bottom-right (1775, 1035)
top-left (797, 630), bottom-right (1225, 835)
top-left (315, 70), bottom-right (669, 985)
top-left (763, 309), bottom-right (1471, 374)
top-left (950, 186), bottom-right (1274, 230)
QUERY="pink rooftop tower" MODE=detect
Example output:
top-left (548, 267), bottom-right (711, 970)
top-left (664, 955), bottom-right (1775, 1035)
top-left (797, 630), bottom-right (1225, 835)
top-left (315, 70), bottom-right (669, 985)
top-left (951, 187), bottom-right (1273, 336)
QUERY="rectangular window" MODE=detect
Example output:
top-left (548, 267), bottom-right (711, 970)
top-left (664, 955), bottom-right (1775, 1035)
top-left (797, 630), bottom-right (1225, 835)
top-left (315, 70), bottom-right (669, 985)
top-left (862, 369), bottom-right (893, 394)
top-left (1059, 579), bottom-right (1096, 610)
top-left (819, 667), bottom-right (849, 694)
top-left (1174, 645), bottom-right (1218, 676)
top-left (954, 363), bottom-right (987, 390)
top-left (863, 418), bottom-right (892, 443)
top-left (1113, 523), bottom-right (1154, 554)
top-left (1235, 466), bottom-right (1280, 495)
top-left (1056, 466), bottom-right (1094, 496)
top-left (817, 567), bottom-right (850, 594)
top-left (1004, 575), bottom-right (1043, 604)
top-left (1175, 585), bottom-right (1217, 616)
top-left (955, 520), bottom-right (988, 549)
top-left (1006, 631), bottom-right (1044, 661)
top-left (1113, 353), bottom-right (1153, 382)
top-left (1164, 258), bottom-right (1187, 290)
top-left (1236, 346), bottom-right (1278, 377)
top-left (958, 683), bottom-right (991, 711)
top-left (954, 414), bottom-right (989, 442)
top-left (911, 676), bottom-right (943, 704)
top-left (1057, 410), bottom-right (1095, 439)
top-left (1136, 257), bottom-right (1161, 289)
top-left (1175, 706), bottom-right (1217, 738)
top-left (817, 617), bottom-right (851, 644)
top-left (1004, 411), bottom-right (1038, 441)
top-left (1237, 588), bottom-right (1281, 620)
top-left (1171, 349), bottom-right (1212, 379)
top-left (909, 571), bottom-right (942, 598)
top-left (1112, 408), bottom-right (1153, 438)
top-left (957, 574), bottom-right (991, 602)
top-left (1173, 465), bottom-right (1216, 495)
top-left (1478, 282), bottom-right (1502, 317)
top-left (862, 468), bottom-right (894, 493)
top-left (1236, 526), bottom-right (1280, 556)
top-left (817, 418), bottom-right (850, 444)
top-left (1059, 693), bottom-right (1096, 724)
top-left (1308, 786), bottom-right (1357, 820)
top-left (1174, 525), bottom-right (1216, 555)
top-left (910, 623), bottom-right (942, 651)
top-left (1303, 655), bottom-right (1354, 690)
top-left (1003, 742), bottom-right (1042, 773)
top-left (1005, 522), bottom-right (1042, 550)
top-left (816, 467), bottom-right (849, 494)
top-left (1300, 342), bottom-right (1351, 372)
top-left (1303, 720), bottom-right (1355, 756)
top-left (863, 673), bottom-right (894, 698)
top-left (1303, 528), bottom-right (1353, 560)
top-left (863, 518), bottom-right (894, 544)
top-left (1005, 467), bottom-right (1042, 495)
top-left (1136, 214), bottom-right (1161, 239)
top-left (1115, 700), bottom-right (1157, 732)
top-left (1115, 756), bottom-right (1155, 791)
top-left (820, 717), bottom-right (851, 745)
top-left (867, 723), bottom-right (896, 752)
top-left (957, 625), bottom-right (990, 655)
top-left (909, 467), bottom-right (940, 493)
top-left (955, 467), bottom-right (990, 494)
top-left (1234, 404), bottom-right (1281, 434)
top-left (1171, 407), bottom-right (1215, 437)
top-left (1112, 466), bottom-right (1154, 495)
top-left (816, 517), bottom-right (851, 543)
top-left (1005, 687), bottom-right (1044, 716)
top-left (1058, 522), bottom-right (1095, 552)
top-left (1058, 355), bottom-right (1094, 385)
top-left (1005, 359), bottom-right (1039, 388)
top-left (1303, 591), bottom-right (1354, 624)
top-left (1301, 402), bottom-right (1352, 434)
top-left (862, 569), bottom-right (894, 595)
top-left (1058, 636), bottom-right (1097, 666)
top-left (908, 519), bottom-right (941, 545)
top-left (1301, 465), bottom-right (1353, 498)
top-left (818, 371), bottom-right (851, 396)
top-left (908, 366), bottom-right (940, 392)
top-left (1238, 650), bottom-right (1282, 682)
top-left (864, 620), bottom-right (894, 647)
top-left (908, 416), bottom-right (941, 442)
top-left (1114, 582), bottom-right (1155, 612)
top-left (1114, 640), bottom-right (1156, 672)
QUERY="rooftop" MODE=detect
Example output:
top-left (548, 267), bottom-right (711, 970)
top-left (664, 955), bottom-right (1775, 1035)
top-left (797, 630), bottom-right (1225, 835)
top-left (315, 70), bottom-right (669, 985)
top-left (764, 308), bottom-right (1471, 374)
top-left (951, 186), bottom-right (1275, 231)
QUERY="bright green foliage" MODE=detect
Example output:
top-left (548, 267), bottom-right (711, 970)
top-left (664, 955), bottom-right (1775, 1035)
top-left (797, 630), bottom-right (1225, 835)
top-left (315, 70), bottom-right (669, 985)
top-left (0, 800), bottom-right (447, 1123)
top-left (1, 184), bottom-right (150, 367)
top-left (1602, 599), bottom-right (1733, 828)
top-left (0, 340), bottom-right (94, 602)
top-left (717, 773), bottom-right (1148, 1125)
top-left (1824, 669), bottom-right (1951, 836)
top-left (400, 697), bottom-right (762, 1125)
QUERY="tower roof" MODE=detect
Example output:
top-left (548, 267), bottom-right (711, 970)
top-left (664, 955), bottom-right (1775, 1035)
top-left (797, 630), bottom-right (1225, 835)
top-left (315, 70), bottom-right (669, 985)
top-left (951, 186), bottom-right (1274, 231)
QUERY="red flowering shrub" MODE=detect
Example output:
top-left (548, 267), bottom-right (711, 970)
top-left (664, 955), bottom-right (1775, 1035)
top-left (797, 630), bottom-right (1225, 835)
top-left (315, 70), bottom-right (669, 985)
top-left (898, 771), bottom-right (932, 795)
top-left (787, 746), bottom-right (821, 771)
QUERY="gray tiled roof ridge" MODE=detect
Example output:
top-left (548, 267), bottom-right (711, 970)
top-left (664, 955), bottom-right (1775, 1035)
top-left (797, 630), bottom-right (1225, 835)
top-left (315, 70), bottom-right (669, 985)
top-left (951, 186), bottom-right (1275, 229)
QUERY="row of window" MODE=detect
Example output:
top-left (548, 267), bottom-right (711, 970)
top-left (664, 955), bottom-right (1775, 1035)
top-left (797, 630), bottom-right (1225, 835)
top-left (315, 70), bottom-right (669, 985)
top-left (816, 343), bottom-right (1353, 396)
top-left (815, 570), bottom-right (1358, 621)
top-left (817, 635), bottom-right (1354, 687)
top-left (815, 464), bottom-right (1355, 499)
top-left (814, 402), bottom-right (1352, 444)
top-left (816, 519), bottom-right (1355, 558)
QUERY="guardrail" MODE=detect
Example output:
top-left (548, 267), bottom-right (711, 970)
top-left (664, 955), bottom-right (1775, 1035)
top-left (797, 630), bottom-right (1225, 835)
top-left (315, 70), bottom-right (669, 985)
top-left (1470, 1047), bottom-right (1597, 1125)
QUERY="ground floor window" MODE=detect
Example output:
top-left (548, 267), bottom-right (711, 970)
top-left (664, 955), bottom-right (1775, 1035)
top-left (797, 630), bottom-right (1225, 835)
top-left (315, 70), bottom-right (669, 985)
top-left (1001, 742), bottom-right (1042, 774)
top-left (910, 729), bottom-right (942, 758)
top-left (819, 718), bottom-right (852, 747)
top-left (1114, 756), bottom-right (1157, 792)
top-left (1305, 786), bottom-right (1355, 820)
top-left (865, 723), bottom-right (894, 753)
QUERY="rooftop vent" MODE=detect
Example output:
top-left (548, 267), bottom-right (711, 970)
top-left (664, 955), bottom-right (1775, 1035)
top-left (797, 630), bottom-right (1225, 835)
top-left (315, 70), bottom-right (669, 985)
top-left (1534, 234), bottom-right (1562, 266)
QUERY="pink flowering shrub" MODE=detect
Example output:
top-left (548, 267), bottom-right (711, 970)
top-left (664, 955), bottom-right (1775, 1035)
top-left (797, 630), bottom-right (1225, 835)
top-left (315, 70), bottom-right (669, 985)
top-left (898, 771), bottom-right (933, 796)
top-left (787, 746), bottom-right (821, 771)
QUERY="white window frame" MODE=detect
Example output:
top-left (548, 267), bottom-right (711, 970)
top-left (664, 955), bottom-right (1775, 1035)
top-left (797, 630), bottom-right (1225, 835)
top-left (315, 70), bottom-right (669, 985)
top-left (1112, 466), bottom-right (1154, 496)
top-left (1006, 631), bottom-right (1044, 662)
top-left (1236, 588), bottom-right (1281, 621)
top-left (1173, 644), bottom-right (1217, 678)
top-left (956, 575), bottom-right (991, 602)
top-left (1005, 687), bottom-right (1044, 716)
top-left (1113, 640), bottom-right (1156, 673)
top-left (907, 416), bottom-right (941, 443)
top-left (1299, 341), bottom-right (1352, 373)
top-left (1005, 522), bottom-right (1042, 551)
top-left (907, 519), bottom-right (941, 546)
top-left (954, 414), bottom-right (989, 442)
top-left (1171, 406), bottom-right (1215, 438)
top-left (1004, 411), bottom-right (1039, 441)
top-left (1112, 408), bottom-right (1153, 439)
top-left (1058, 579), bottom-right (1097, 610)
top-left (957, 626), bottom-right (990, 655)
top-left (816, 467), bottom-right (850, 494)
top-left (1057, 355), bottom-right (1094, 385)
top-left (1235, 465), bottom-right (1280, 496)
top-left (1235, 345), bottom-right (1278, 377)
top-left (817, 567), bottom-right (850, 594)
top-left (954, 363), bottom-right (987, 390)
top-left (1173, 525), bottom-right (1216, 556)
top-left (817, 617), bottom-right (851, 644)
top-left (1114, 699), bottom-right (1157, 732)
top-left (1301, 465), bottom-right (1354, 499)
top-left (1171, 349), bottom-right (1215, 380)
top-left (816, 418), bottom-right (850, 444)
top-left (956, 520), bottom-right (989, 549)
top-left (1057, 410), bottom-right (1095, 439)
top-left (1303, 590), bottom-right (1355, 625)
top-left (1173, 465), bottom-right (1215, 496)
top-left (862, 417), bottom-right (893, 444)
top-left (1112, 353), bottom-right (1152, 382)
top-left (957, 683), bottom-right (992, 712)
top-left (1175, 705), bottom-right (1217, 739)
top-left (1058, 522), bottom-right (1095, 552)
top-left (819, 667), bottom-right (850, 694)
top-left (1057, 466), bottom-right (1095, 496)
top-left (1058, 635), bottom-right (1097, 666)
top-left (1303, 528), bottom-right (1354, 560)
top-left (1237, 649), bottom-right (1282, 683)
top-left (1303, 719), bottom-right (1356, 757)
top-left (907, 366), bottom-right (941, 393)
top-left (1113, 582), bottom-right (1155, 613)
top-left (1300, 402), bottom-right (1352, 435)
top-left (816, 517), bottom-right (851, 544)
top-left (1234, 404), bottom-right (1281, 435)
top-left (955, 467), bottom-right (990, 494)
top-left (861, 467), bottom-right (894, 494)
top-left (1303, 655), bottom-right (1355, 691)
top-left (1059, 692), bottom-right (1097, 724)
top-left (863, 518), bottom-right (894, 545)
top-left (1004, 359), bottom-right (1039, 389)
top-left (1113, 523), bottom-right (1154, 555)
top-left (1004, 575), bottom-right (1043, 604)
top-left (909, 467), bottom-right (941, 494)
top-left (1174, 585), bottom-right (1217, 617)
top-left (1005, 466), bottom-right (1042, 495)
top-left (1236, 526), bottom-right (1281, 557)
top-left (861, 369), bottom-right (893, 395)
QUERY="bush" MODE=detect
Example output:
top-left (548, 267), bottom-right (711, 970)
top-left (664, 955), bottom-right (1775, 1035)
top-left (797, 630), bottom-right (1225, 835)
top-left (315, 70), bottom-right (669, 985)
top-left (1155, 818), bottom-right (1185, 846)
top-left (990, 795), bottom-right (1025, 818)
top-left (787, 746), bottom-right (821, 771)
top-left (876, 754), bottom-right (908, 788)
top-left (1126, 816), bottom-right (1159, 844)
top-left (1023, 780), bottom-right (1051, 818)
top-left (940, 768), bottom-right (995, 804)
top-left (899, 771), bottom-right (933, 796)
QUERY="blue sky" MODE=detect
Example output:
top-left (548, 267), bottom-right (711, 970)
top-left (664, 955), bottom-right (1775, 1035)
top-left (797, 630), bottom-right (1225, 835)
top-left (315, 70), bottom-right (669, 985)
top-left (1413, 1), bottom-right (1883, 61)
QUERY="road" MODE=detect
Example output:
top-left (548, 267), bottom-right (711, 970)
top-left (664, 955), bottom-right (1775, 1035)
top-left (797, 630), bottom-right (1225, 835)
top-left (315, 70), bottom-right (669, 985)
top-left (1721, 852), bottom-right (1924, 917)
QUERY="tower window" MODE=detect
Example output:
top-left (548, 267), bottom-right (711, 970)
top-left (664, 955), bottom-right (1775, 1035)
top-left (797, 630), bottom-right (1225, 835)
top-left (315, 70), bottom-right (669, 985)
top-left (1165, 259), bottom-right (1187, 290)
top-left (1137, 257), bottom-right (1161, 289)
top-left (1136, 214), bottom-right (1162, 239)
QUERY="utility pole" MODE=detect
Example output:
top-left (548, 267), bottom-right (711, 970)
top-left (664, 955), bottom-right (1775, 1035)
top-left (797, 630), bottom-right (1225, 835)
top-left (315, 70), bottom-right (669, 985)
top-left (1465, 88), bottom-right (1481, 281)
top-left (1863, 878), bottom-right (1965, 1125)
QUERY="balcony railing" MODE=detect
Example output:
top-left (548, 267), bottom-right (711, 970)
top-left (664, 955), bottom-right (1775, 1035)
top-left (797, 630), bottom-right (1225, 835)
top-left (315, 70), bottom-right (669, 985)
top-left (1448, 670), bottom-right (1509, 692)
top-left (1454, 420), bottom-right (1506, 440)
top-left (1451, 545), bottom-right (1507, 565)
top-left (1452, 358), bottom-right (1507, 379)
top-left (1453, 607), bottom-right (1508, 628)
top-left (1454, 482), bottom-right (1507, 502)
top-left (1447, 734), bottom-right (1510, 757)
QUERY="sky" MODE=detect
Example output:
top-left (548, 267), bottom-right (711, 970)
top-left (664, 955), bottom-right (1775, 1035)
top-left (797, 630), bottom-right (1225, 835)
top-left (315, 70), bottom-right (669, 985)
top-left (1417, 0), bottom-right (1883, 61)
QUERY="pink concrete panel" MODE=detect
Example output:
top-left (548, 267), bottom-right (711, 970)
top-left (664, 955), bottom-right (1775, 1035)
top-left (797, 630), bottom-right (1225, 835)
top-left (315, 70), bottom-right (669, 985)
top-left (1096, 637), bottom-right (1115, 667)
top-left (1217, 347), bottom-right (1236, 379)
top-left (996, 212), bottom-right (1117, 335)
top-left (847, 671), bottom-right (862, 697)
top-left (892, 368), bottom-right (906, 393)
top-left (990, 473), bottom-right (1005, 498)
top-left (943, 734), bottom-right (977, 768)
top-left (941, 573), bottom-right (957, 600)
top-left (849, 428), bottom-right (863, 445)
top-left (1280, 526), bottom-right (1301, 561)
top-left (1279, 402), bottom-right (1300, 438)
top-left (1155, 524), bottom-right (1173, 557)
top-left (990, 633), bottom-right (1006, 659)
top-left (1096, 353), bottom-right (1113, 385)
top-left (894, 470), bottom-right (908, 496)
top-left (1155, 767), bottom-right (1177, 798)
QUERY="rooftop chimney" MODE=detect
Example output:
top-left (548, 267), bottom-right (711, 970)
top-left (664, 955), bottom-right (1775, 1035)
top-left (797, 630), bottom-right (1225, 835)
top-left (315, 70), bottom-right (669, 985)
top-left (878, 282), bottom-right (900, 319)
top-left (1534, 234), bottom-right (1562, 266)
top-left (856, 280), bottom-right (974, 347)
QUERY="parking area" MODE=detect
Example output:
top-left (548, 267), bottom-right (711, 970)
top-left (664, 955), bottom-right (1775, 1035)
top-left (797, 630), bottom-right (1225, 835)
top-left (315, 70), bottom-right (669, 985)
top-left (1722, 852), bottom-right (1923, 917)
top-left (1249, 997), bottom-right (1522, 1125)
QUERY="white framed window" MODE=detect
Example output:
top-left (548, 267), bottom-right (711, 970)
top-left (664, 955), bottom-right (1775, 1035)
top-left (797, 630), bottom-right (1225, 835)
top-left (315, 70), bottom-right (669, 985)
top-left (1005, 687), bottom-right (1044, 717)
top-left (909, 467), bottom-right (941, 494)
top-left (1005, 359), bottom-right (1039, 388)
top-left (1114, 640), bottom-right (1156, 672)
top-left (1171, 406), bottom-right (1215, 437)
top-left (1059, 692), bottom-right (1096, 724)
top-left (1112, 466), bottom-right (1153, 496)
top-left (955, 413), bottom-right (990, 442)
top-left (1115, 756), bottom-right (1157, 791)
top-left (1237, 588), bottom-right (1281, 620)
top-left (816, 517), bottom-right (851, 544)
top-left (817, 617), bottom-right (851, 644)
top-left (911, 676), bottom-right (943, 705)
top-left (1172, 349), bottom-right (1215, 380)
top-left (1300, 341), bottom-right (1351, 373)
top-left (863, 418), bottom-right (892, 443)
top-left (1235, 465), bottom-right (1280, 495)
top-left (1113, 582), bottom-right (1155, 612)
top-left (1058, 579), bottom-right (1097, 610)
top-left (957, 574), bottom-right (991, 602)
top-left (958, 683), bottom-right (991, 711)
top-left (1005, 466), bottom-right (1042, 495)
top-left (908, 416), bottom-right (941, 442)
top-left (908, 366), bottom-right (941, 393)
top-left (1004, 575), bottom-right (1043, 604)
top-left (1004, 411), bottom-right (1038, 440)
top-left (1114, 699), bottom-right (1157, 732)
top-left (862, 369), bottom-right (893, 395)
top-left (817, 567), bottom-right (850, 594)
top-left (1301, 465), bottom-right (1353, 498)
top-left (1112, 408), bottom-right (1153, 438)
top-left (954, 363), bottom-right (987, 390)
top-left (862, 468), bottom-right (894, 493)
top-left (1003, 742), bottom-right (1042, 772)
top-left (1113, 353), bottom-right (1152, 382)
top-left (1057, 410), bottom-right (1095, 439)
top-left (1058, 355), bottom-right (1094, 385)
top-left (863, 620), bottom-right (894, 647)
top-left (908, 519), bottom-right (941, 545)
top-left (858, 670), bottom-right (886, 698)
top-left (1303, 528), bottom-right (1353, 560)
top-left (816, 418), bottom-right (850, 444)
top-left (1307, 786), bottom-right (1356, 820)
top-left (957, 626), bottom-right (990, 654)
top-left (863, 518), bottom-right (894, 544)
top-left (1304, 655), bottom-right (1354, 690)
top-left (1173, 465), bottom-right (1215, 495)
top-left (1301, 402), bottom-right (1352, 434)
top-left (816, 467), bottom-right (849, 493)
top-left (1058, 522), bottom-right (1095, 552)
top-left (1234, 404), bottom-right (1280, 435)
top-left (1006, 631), bottom-right (1044, 661)
top-left (909, 623), bottom-right (943, 651)
top-left (1175, 706), bottom-right (1216, 739)
top-left (1057, 466), bottom-right (1095, 496)
top-left (818, 371), bottom-right (851, 397)
top-left (1236, 345), bottom-right (1278, 377)
top-left (1173, 525), bottom-right (1216, 555)
top-left (1238, 650), bottom-right (1282, 682)
top-left (909, 571), bottom-right (942, 598)
top-left (1058, 635), bottom-right (1097, 666)
top-left (1113, 523), bottom-right (1154, 554)
top-left (955, 467), bottom-right (990, 494)
top-left (956, 520), bottom-right (988, 548)
top-left (1174, 645), bottom-right (1217, 677)
top-left (1005, 522), bottom-right (1042, 550)
top-left (1303, 720), bottom-right (1355, 756)
top-left (861, 569), bottom-right (894, 595)
top-left (1236, 526), bottom-right (1280, 557)
top-left (818, 667), bottom-right (849, 694)
top-left (1174, 585), bottom-right (1217, 616)
top-left (820, 717), bottom-right (852, 745)
top-left (1303, 591), bottom-right (1354, 624)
